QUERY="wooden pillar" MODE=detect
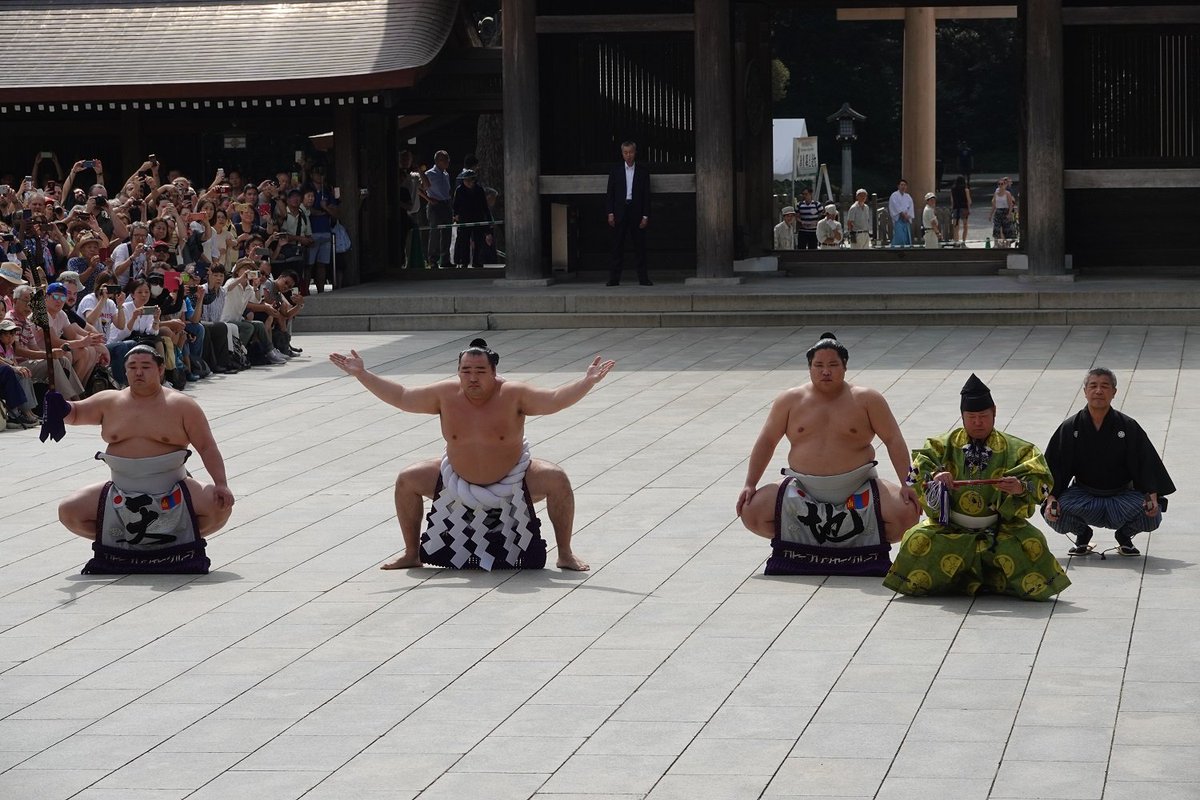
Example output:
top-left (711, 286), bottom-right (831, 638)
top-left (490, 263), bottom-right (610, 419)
top-left (360, 113), bottom-right (390, 282)
top-left (1023, 0), bottom-right (1067, 277)
top-left (691, 0), bottom-right (740, 283)
top-left (334, 105), bottom-right (361, 287)
top-left (735, 1), bottom-right (773, 259)
top-left (501, 0), bottom-right (547, 283)
top-left (901, 7), bottom-right (936, 204)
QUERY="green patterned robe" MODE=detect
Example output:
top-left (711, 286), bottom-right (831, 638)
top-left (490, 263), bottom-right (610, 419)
top-left (883, 428), bottom-right (1071, 601)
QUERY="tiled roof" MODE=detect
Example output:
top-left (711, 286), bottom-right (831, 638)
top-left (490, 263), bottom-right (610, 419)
top-left (0, 0), bottom-right (458, 101)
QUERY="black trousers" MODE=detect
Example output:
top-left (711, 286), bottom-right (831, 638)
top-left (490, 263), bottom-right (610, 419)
top-left (797, 230), bottom-right (819, 250)
top-left (200, 321), bottom-right (232, 371)
top-left (609, 207), bottom-right (647, 283)
top-left (453, 226), bottom-right (488, 268)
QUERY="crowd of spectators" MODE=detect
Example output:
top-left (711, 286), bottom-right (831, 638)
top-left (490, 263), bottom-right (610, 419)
top-left (0, 152), bottom-right (317, 430)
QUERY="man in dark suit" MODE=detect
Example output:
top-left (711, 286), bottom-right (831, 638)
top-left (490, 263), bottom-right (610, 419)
top-left (605, 141), bottom-right (652, 286)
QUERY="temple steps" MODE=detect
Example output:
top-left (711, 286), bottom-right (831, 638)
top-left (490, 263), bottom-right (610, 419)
top-left (292, 276), bottom-right (1200, 332)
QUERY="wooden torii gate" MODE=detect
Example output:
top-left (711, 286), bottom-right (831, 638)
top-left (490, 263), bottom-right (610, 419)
top-left (837, 5), bottom-right (1017, 206)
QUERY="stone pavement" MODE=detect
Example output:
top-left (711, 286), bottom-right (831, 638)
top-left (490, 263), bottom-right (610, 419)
top-left (1, 325), bottom-right (1197, 800)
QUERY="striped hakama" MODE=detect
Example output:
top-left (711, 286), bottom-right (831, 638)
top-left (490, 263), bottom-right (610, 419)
top-left (1044, 485), bottom-right (1162, 539)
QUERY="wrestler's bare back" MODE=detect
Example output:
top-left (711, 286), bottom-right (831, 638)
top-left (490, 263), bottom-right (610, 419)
top-left (434, 377), bottom-right (532, 485)
top-left (780, 383), bottom-right (881, 475)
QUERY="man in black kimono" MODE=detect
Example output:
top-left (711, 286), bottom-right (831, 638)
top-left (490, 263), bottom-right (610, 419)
top-left (1042, 368), bottom-right (1175, 556)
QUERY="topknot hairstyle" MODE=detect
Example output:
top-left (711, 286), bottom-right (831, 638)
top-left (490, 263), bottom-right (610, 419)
top-left (458, 337), bottom-right (499, 367)
top-left (805, 331), bottom-right (849, 366)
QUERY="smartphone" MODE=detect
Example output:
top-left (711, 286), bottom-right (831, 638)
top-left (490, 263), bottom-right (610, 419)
top-left (248, 270), bottom-right (260, 279)
top-left (290, 288), bottom-right (299, 297)
top-left (104, 285), bottom-right (122, 294)
top-left (82, 160), bottom-right (94, 170)
top-left (148, 154), bottom-right (158, 166)
top-left (294, 150), bottom-right (304, 164)
top-left (22, 209), bottom-right (31, 220)
top-left (162, 270), bottom-right (181, 292)
top-left (40, 151), bottom-right (54, 159)
top-left (139, 307), bottom-right (155, 316)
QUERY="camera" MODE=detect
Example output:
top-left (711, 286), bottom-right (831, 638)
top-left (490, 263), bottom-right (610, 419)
top-left (1, 233), bottom-right (15, 242)
top-left (93, 196), bottom-right (107, 207)
top-left (247, 270), bottom-right (260, 279)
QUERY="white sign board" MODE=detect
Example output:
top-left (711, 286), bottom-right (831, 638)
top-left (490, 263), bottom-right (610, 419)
top-left (793, 137), bottom-right (819, 182)
top-left (772, 118), bottom-right (808, 178)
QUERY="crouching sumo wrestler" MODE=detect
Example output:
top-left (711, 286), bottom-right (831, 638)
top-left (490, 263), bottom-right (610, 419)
top-left (330, 339), bottom-right (614, 571)
top-left (737, 333), bottom-right (920, 575)
top-left (53, 345), bottom-right (234, 573)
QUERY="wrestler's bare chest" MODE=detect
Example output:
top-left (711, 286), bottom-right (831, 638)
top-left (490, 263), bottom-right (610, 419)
top-left (786, 396), bottom-right (874, 448)
top-left (440, 394), bottom-right (525, 445)
top-left (101, 396), bottom-right (190, 454)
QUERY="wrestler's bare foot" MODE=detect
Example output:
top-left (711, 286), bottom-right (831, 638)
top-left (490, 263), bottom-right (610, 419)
top-left (557, 551), bottom-right (590, 571)
top-left (381, 552), bottom-right (423, 570)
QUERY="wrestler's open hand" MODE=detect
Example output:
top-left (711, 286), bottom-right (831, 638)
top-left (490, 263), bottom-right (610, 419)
top-left (213, 484), bottom-right (235, 510)
top-left (736, 485), bottom-right (755, 517)
top-left (329, 349), bottom-right (365, 376)
top-left (585, 355), bottom-right (616, 384)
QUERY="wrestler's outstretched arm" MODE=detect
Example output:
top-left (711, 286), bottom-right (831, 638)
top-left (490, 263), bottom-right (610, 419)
top-left (61, 391), bottom-right (113, 426)
top-left (862, 389), bottom-right (920, 511)
top-left (519, 355), bottom-right (615, 416)
top-left (329, 349), bottom-right (441, 414)
top-left (737, 394), bottom-right (790, 516)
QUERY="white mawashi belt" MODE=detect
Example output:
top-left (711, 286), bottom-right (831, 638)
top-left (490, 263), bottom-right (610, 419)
top-left (950, 511), bottom-right (999, 530)
top-left (439, 440), bottom-right (531, 510)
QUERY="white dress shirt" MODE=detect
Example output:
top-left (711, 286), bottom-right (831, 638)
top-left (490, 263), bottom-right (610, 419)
top-left (624, 163), bottom-right (635, 201)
